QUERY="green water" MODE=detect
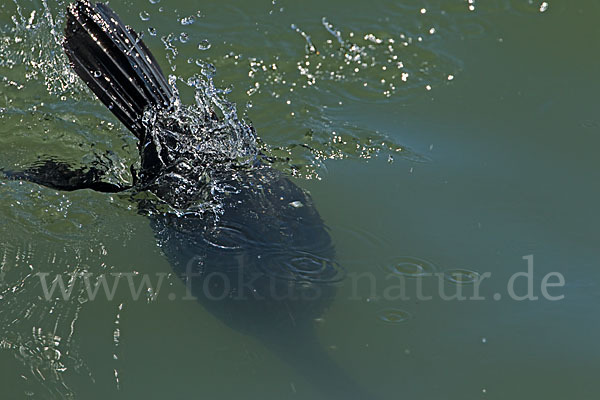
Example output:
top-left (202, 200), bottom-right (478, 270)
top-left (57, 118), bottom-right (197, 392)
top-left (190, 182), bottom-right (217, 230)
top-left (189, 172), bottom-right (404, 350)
top-left (0, 0), bottom-right (598, 399)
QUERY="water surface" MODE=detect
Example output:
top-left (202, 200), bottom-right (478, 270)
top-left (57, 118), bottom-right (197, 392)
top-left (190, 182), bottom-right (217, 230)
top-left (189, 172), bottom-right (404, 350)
top-left (0, 0), bottom-right (598, 399)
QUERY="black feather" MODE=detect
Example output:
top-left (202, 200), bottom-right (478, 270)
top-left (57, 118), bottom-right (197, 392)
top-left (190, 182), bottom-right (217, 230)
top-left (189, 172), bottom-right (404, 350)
top-left (63, 0), bottom-right (174, 139)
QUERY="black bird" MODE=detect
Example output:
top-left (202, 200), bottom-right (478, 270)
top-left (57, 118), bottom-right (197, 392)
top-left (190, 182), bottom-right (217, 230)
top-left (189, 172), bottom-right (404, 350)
top-left (6, 1), bottom-right (380, 398)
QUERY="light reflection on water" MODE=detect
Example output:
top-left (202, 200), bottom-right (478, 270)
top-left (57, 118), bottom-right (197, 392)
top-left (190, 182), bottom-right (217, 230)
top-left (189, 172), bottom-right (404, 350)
top-left (0, 0), bottom-right (598, 399)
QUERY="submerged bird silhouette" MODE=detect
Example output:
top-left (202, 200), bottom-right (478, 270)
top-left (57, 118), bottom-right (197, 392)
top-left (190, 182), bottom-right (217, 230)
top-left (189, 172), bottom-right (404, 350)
top-left (6, 1), bottom-right (380, 398)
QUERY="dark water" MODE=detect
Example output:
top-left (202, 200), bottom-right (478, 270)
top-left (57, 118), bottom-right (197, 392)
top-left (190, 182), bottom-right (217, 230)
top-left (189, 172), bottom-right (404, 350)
top-left (0, 0), bottom-right (598, 399)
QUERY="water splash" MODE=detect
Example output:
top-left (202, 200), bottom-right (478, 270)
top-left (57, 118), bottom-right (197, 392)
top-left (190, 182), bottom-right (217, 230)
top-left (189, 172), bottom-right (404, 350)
top-left (0, 0), bottom-right (87, 97)
top-left (278, 17), bottom-right (461, 99)
top-left (1, 1), bottom-right (433, 184)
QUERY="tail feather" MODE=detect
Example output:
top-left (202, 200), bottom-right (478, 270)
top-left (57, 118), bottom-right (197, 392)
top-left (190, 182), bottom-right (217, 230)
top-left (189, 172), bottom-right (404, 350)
top-left (63, 0), bottom-right (174, 138)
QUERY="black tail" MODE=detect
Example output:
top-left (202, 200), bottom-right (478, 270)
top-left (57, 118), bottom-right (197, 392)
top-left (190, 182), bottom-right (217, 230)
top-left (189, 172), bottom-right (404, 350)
top-left (63, 0), bottom-right (174, 139)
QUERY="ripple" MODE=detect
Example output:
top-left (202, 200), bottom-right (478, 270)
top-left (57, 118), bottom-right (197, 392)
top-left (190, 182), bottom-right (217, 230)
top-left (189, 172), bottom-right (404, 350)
top-left (378, 309), bottom-right (411, 324)
top-left (336, 224), bottom-right (392, 253)
top-left (261, 250), bottom-right (345, 283)
top-left (203, 224), bottom-right (254, 250)
top-left (260, 121), bottom-right (427, 179)
top-left (387, 256), bottom-right (437, 278)
top-left (581, 120), bottom-right (600, 129)
top-left (444, 269), bottom-right (481, 284)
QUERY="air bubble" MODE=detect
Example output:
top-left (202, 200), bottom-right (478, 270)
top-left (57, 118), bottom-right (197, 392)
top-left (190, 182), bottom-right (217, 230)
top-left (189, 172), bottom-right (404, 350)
top-left (198, 39), bottom-right (211, 51)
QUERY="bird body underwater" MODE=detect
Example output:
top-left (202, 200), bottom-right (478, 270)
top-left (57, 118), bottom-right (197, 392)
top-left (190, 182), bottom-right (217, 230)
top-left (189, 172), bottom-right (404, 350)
top-left (3, 1), bottom-right (382, 399)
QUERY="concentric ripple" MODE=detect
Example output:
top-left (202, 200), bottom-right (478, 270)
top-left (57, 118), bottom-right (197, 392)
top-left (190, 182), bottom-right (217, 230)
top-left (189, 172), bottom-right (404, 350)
top-left (260, 250), bottom-right (345, 284)
top-left (387, 256), bottom-right (437, 278)
top-left (444, 269), bottom-right (481, 284)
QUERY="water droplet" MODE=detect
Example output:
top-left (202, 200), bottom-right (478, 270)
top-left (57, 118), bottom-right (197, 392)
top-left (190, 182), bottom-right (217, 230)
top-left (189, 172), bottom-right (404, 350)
top-left (147, 27), bottom-right (157, 36)
top-left (41, 347), bottom-right (61, 361)
top-left (388, 256), bottom-right (437, 277)
top-left (539, 2), bottom-right (549, 12)
top-left (445, 269), bottom-right (481, 284)
top-left (379, 309), bottom-right (411, 324)
top-left (199, 62), bottom-right (216, 79)
top-left (198, 39), bottom-right (211, 51)
top-left (139, 11), bottom-right (150, 21)
top-left (149, 0), bottom-right (160, 4)
top-left (180, 32), bottom-right (189, 43)
top-left (180, 16), bottom-right (195, 25)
